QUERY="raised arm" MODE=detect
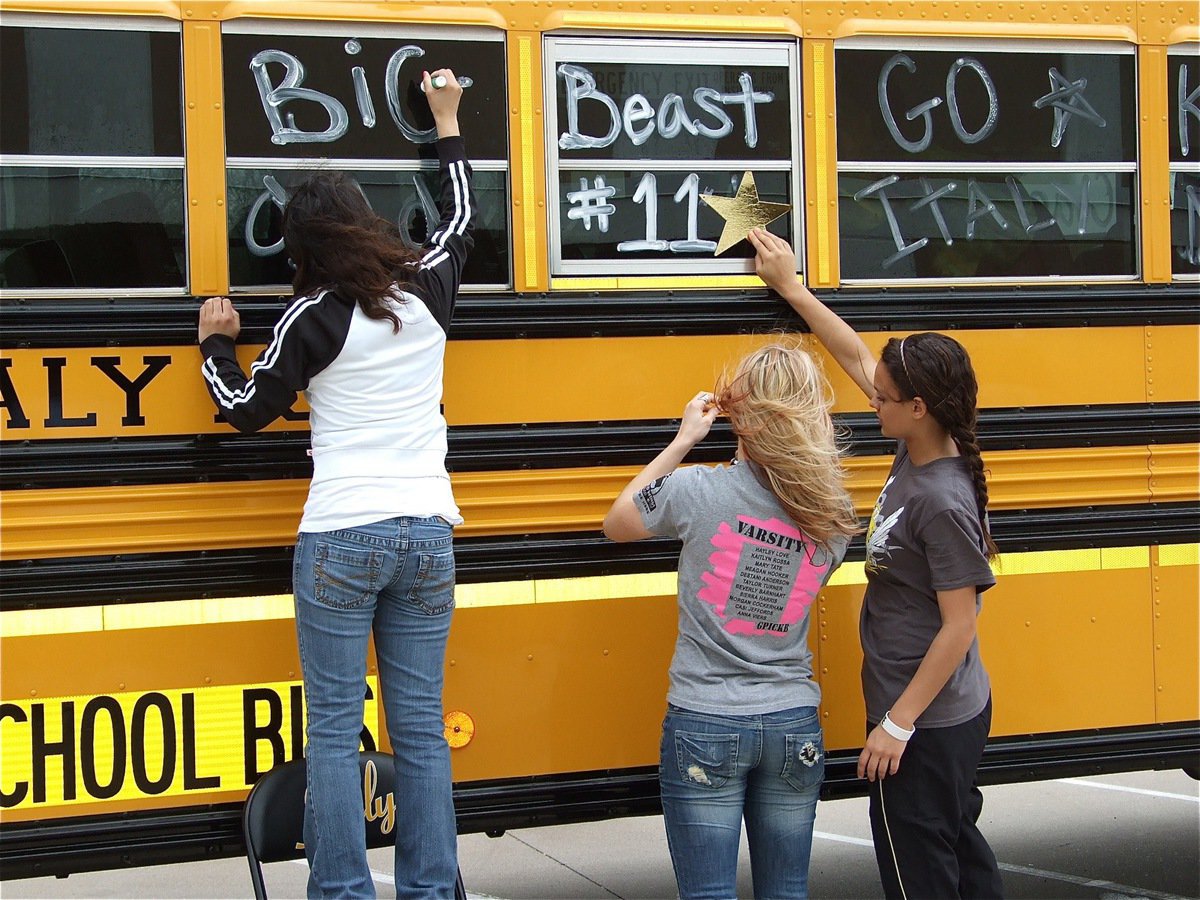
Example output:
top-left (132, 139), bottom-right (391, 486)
top-left (603, 392), bottom-right (718, 542)
top-left (408, 68), bottom-right (475, 333)
top-left (747, 228), bottom-right (876, 400)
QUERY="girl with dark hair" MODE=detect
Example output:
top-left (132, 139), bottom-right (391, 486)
top-left (604, 343), bottom-right (859, 898)
top-left (198, 70), bottom-right (472, 899)
top-left (748, 228), bottom-right (1004, 900)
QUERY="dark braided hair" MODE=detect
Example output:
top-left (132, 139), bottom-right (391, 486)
top-left (282, 172), bottom-right (420, 333)
top-left (880, 332), bottom-right (998, 559)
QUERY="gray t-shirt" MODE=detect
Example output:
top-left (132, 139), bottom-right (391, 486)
top-left (861, 442), bottom-right (995, 729)
top-left (636, 460), bottom-right (847, 715)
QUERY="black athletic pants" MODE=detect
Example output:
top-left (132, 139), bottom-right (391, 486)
top-left (867, 699), bottom-right (1004, 899)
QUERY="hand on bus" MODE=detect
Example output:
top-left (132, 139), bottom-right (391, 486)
top-left (857, 723), bottom-right (907, 782)
top-left (747, 228), bottom-right (799, 294)
top-left (198, 297), bottom-right (241, 343)
top-left (423, 68), bottom-right (463, 138)
top-left (675, 391), bottom-right (720, 447)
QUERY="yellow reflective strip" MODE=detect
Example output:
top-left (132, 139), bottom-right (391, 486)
top-left (518, 36), bottom-right (538, 289)
top-left (550, 277), bottom-right (619, 290)
top-left (456, 581), bottom-right (536, 609)
top-left (992, 549), bottom-right (1101, 577)
top-left (102, 595), bottom-right (294, 631)
top-left (1159, 544), bottom-right (1200, 567)
top-left (1, 596), bottom-right (293, 638)
top-left (826, 561), bottom-right (867, 587)
top-left (1100, 546), bottom-right (1151, 570)
top-left (552, 276), bottom-right (762, 291)
top-left (812, 41), bottom-right (830, 285)
top-left (0, 678), bottom-right (378, 813)
top-left (2, 607), bottom-right (104, 638)
top-left (534, 571), bottom-right (678, 604)
top-left (5, 545), bottom-right (1184, 637)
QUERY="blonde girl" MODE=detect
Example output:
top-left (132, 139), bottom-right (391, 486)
top-left (604, 343), bottom-right (858, 900)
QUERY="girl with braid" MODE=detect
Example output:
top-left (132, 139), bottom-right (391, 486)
top-left (749, 228), bottom-right (1004, 900)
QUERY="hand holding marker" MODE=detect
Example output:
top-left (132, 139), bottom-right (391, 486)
top-left (420, 73), bottom-right (448, 92)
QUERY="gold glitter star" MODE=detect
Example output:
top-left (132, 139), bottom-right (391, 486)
top-left (701, 172), bottom-right (792, 255)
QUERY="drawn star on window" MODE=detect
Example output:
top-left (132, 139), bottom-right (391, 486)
top-left (1033, 67), bottom-right (1107, 148)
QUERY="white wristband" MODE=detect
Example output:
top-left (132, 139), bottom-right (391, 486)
top-left (881, 711), bottom-right (915, 742)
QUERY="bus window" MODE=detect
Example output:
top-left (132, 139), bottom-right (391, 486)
top-left (835, 40), bottom-right (1138, 282)
top-left (1169, 47), bottom-right (1200, 278)
top-left (0, 17), bottom-right (185, 293)
top-left (545, 37), bottom-right (800, 277)
top-left (220, 21), bottom-right (511, 292)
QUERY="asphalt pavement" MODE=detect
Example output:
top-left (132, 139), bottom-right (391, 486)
top-left (4, 769), bottom-right (1198, 899)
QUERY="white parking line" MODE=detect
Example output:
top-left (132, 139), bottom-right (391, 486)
top-left (814, 829), bottom-right (874, 848)
top-left (813, 831), bottom-right (1191, 900)
top-left (1055, 777), bottom-right (1200, 803)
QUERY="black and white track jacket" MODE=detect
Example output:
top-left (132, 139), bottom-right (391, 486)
top-left (200, 136), bottom-right (474, 533)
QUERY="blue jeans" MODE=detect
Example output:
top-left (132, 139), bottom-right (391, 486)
top-left (293, 517), bottom-right (457, 899)
top-left (659, 705), bottom-right (825, 900)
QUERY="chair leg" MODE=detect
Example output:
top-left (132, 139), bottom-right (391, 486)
top-left (247, 856), bottom-right (268, 900)
top-left (454, 866), bottom-right (467, 900)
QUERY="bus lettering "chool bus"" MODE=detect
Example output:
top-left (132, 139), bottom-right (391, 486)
top-left (1, 0), bottom-right (1197, 877)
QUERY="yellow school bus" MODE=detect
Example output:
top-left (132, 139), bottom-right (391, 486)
top-left (1, 0), bottom-right (1197, 877)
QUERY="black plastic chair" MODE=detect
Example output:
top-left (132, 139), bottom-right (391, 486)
top-left (242, 751), bottom-right (467, 899)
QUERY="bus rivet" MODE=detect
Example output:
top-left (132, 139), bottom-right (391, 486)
top-left (204, 676), bottom-right (212, 684)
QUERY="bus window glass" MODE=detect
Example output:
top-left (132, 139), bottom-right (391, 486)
top-left (221, 23), bottom-right (510, 291)
top-left (546, 38), bottom-right (799, 277)
top-left (227, 167), bottom-right (510, 287)
top-left (0, 21), bottom-right (185, 291)
top-left (1169, 49), bottom-right (1200, 278)
top-left (555, 168), bottom-right (792, 264)
top-left (835, 42), bottom-right (1138, 282)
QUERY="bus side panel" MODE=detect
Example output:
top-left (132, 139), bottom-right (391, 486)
top-left (1153, 545), bottom-right (1200, 724)
top-left (817, 555), bottom-right (1161, 749)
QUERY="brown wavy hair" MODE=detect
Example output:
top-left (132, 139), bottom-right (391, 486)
top-left (715, 343), bottom-right (860, 549)
top-left (880, 332), bottom-right (998, 559)
top-left (282, 172), bottom-right (420, 332)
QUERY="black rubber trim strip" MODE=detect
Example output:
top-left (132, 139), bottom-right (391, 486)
top-left (2, 503), bottom-right (1196, 611)
top-left (2, 283), bottom-right (1196, 348)
top-left (3, 403), bottom-right (1196, 490)
top-left (2, 721), bottom-right (1196, 879)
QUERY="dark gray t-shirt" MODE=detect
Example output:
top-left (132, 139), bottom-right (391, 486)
top-left (636, 460), bottom-right (847, 715)
top-left (861, 442), bottom-right (995, 728)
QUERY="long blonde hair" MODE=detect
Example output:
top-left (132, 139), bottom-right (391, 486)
top-left (716, 342), bottom-right (860, 547)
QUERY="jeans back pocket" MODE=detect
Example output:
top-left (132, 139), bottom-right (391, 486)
top-left (781, 730), bottom-right (826, 792)
top-left (314, 541), bottom-right (385, 610)
top-left (673, 731), bottom-right (739, 790)
top-left (407, 546), bottom-right (456, 615)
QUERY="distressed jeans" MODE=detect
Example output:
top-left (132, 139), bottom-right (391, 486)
top-left (293, 517), bottom-right (458, 900)
top-left (659, 704), bottom-right (825, 900)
